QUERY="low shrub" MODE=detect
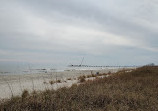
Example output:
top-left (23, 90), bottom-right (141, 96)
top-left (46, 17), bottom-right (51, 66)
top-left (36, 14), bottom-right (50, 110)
top-left (49, 80), bottom-right (55, 85)
top-left (79, 77), bottom-right (86, 83)
top-left (67, 78), bottom-right (72, 80)
top-left (56, 80), bottom-right (61, 83)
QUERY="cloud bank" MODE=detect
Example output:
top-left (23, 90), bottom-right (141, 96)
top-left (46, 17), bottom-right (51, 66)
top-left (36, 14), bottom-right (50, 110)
top-left (0, 0), bottom-right (158, 70)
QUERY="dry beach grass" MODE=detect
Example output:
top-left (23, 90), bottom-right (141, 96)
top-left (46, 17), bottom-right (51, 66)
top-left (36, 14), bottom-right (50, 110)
top-left (0, 66), bottom-right (158, 110)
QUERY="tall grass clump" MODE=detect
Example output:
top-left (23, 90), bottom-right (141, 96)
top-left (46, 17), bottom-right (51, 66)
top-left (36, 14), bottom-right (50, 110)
top-left (21, 89), bottom-right (29, 99)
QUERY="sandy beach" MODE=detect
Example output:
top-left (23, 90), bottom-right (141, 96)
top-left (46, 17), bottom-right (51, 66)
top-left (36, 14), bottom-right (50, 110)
top-left (0, 68), bottom-right (126, 99)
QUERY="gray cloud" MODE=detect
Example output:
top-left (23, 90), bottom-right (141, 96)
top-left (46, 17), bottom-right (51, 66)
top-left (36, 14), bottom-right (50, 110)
top-left (0, 0), bottom-right (158, 70)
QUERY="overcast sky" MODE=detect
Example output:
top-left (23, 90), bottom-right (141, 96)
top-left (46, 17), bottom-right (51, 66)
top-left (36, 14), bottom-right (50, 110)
top-left (0, 0), bottom-right (158, 70)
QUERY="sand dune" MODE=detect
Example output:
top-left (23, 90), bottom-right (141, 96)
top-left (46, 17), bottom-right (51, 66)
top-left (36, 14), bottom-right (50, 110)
top-left (0, 68), bottom-right (123, 99)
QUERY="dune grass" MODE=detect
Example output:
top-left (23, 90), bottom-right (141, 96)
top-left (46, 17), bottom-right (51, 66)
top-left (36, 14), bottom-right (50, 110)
top-left (0, 66), bottom-right (158, 111)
